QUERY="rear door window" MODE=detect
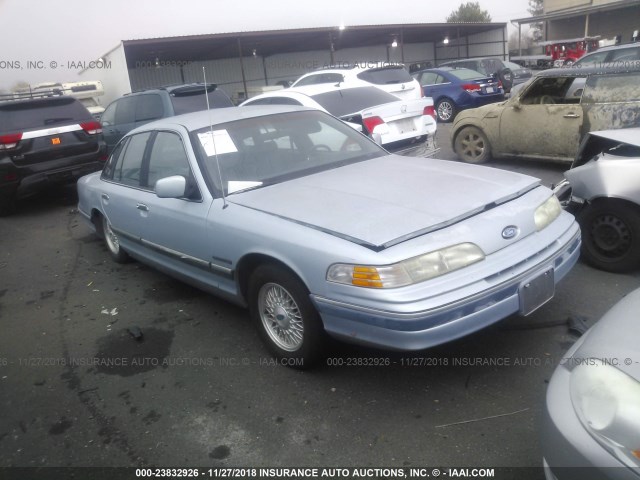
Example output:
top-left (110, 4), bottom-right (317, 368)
top-left (114, 97), bottom-right (136, 125)
top-left (102, 138), bottom-right (128, 180)
top-left (582, 72), bottom-right (640, 103)
top-left (416, 72), bottom-right (440, 85)
top-left (135, 94), bottom-right (164, 122)
top-left (113, 131), bottom-right (152, 187)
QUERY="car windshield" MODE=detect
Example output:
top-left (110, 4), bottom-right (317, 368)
top-left (310, 87), bottom-right (399, 117)
top-left (190, 110), bottom-right (387, 196)
top-left (448, 68), bottom-right (486, 80)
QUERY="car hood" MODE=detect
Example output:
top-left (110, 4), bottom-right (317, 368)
top-left (454, 100), bottom-right (508, 122)
top-left (229, 155), bottom-right (539, 249)
top-left (572, 287), bottom-right (640, 380)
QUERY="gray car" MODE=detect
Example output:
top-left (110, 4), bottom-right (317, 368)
top-left (542, 287), bottom-right (640, 479)
top-left (554, 128), bottom-right (640, 273)
top-left (77, 106), bottom-right (580, 366)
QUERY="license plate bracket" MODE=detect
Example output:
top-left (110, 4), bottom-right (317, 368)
top-left (519, 268), bottom-right (555, 316)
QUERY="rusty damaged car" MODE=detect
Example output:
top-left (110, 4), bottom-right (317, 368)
top-left (450, 66), bottom-right (640, 164)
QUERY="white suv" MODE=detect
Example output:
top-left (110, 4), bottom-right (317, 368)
top-left (291, 64), bottom-right (423, 100)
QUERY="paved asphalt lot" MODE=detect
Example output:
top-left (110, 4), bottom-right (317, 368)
top-left (1, 123), bottom-right (639, 475)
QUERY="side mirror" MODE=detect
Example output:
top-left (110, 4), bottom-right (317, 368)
top-left (155, 175), bottom-right (186, 198)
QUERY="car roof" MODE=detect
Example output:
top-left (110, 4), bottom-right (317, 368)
top-left (128, 105), bottom-right (314, 133)
top-left (281, 83), bottom-right (380, 96)
top-left (440, 57), bottom-right (501, 63)
top-left (126, 83), bottom-right (219, 96)
top-left (536, 65), bottom-right (640, 77)
top-left (244, 83), bottom-right (386, 104)
top-left (591, 42), bottom-right (640, 53)
top-left (301, 64), bottom-right (407, 76)
top-left (412, 66), bottom-right (465, 74)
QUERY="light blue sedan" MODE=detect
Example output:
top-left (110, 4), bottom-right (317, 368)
top-left (77, 105), bottom-right (581, 367)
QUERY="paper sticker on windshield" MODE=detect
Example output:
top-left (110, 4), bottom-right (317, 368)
top-left (197, 130), bottom-right (238, 156)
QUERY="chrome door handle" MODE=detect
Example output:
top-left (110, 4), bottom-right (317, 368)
top-left (136, 203), bottom-right (149, 212)
top-left (563, 113), bottom-right (580, 118)
top-left (101, 193), bottom-right (109, 201)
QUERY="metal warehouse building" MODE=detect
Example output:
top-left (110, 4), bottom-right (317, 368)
top-left (81, 23), bottom-right (509, 105)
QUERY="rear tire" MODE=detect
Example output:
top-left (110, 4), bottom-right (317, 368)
top-left (100, 215), bottom-right (130, 264)
top-left (248, 264), bottom-right (325, 369)
top-left (454, 126), bottom-right (492, 164)
top-left (436, 98), bottom-right (457, 123)
top-left (578, 199), bottom-right (640, 273)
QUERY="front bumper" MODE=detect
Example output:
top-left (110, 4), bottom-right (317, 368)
top-left (541, 363), bottom-right (640, 480)
top-left (552, 179), bottom-right (584, 215)
top-left (311, 223), bottom-right (581, 351)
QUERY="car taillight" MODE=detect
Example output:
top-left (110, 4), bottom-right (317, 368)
top-left (423, 105), bottom-right (437, 120)
top-left (497, 81), bottom-right (503, 89)
top-left (80, 121), bottom-right (103, 135)
top-left (0, 133), bottom-right (22, 150)
top-left (462, 83), bottom-right (481, 93)
top-left (363, 116), bottom-right (385, 134)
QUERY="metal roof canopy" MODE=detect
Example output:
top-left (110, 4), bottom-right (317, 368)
top-left (512, 0), bottom-right (640, 25)
top-left (122, 23), bottom-right (507, 67)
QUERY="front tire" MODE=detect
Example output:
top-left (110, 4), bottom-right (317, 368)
top-left (454, 126), bottom-right (492, 164)
top-left (578, 199), bottom-right (640, 273)
top-left (248, 264), bottom-right (325, 368)
top-left (436, 98), bottom-right (457, 123)
top-left (101, 215), bottom-right (130, 263)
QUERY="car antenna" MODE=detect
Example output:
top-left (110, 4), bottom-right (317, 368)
top-left (203, 67), bottom-right (228, 209)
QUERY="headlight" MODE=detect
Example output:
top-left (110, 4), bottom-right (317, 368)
top-left (570, 360), bottom-right (640, 468)
top-left (327, 243), bottom-right (485, 289)
top-left (534, 195), bottom-right (561, 231)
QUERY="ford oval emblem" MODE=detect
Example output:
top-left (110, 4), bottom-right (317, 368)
top-left (502, 226), bottom-right (519, 240)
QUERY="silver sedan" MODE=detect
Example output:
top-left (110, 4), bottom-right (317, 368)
top-left (542, 287), bottom-right (640, 479)
top-left (77, 105), bottom-right (580, 367)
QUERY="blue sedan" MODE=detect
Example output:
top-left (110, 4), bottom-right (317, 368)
top-left (412, 67), bottom-right (505, 122)
top-left (77, 106), bottom-right (579, 368)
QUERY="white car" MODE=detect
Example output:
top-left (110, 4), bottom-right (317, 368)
top-left (291, 64), bottom-right (423, 100)
top-left (241, 84), bottom-right (437, 155)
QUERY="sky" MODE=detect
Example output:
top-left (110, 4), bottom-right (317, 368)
top-left (0, 0), bottom-right (531, 90)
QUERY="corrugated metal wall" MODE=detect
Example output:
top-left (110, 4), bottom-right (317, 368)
top-left (435, 27), bottom-right (507, 64)
top-left (126, 27), bottom-right (507, 98)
